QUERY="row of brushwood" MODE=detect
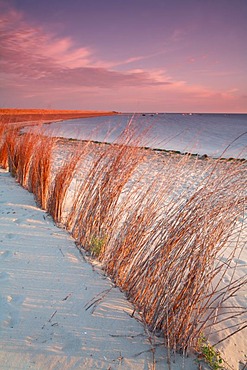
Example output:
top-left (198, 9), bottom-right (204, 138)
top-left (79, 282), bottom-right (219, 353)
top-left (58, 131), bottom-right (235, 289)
top-left (0, 120), bottom-right (246, 362)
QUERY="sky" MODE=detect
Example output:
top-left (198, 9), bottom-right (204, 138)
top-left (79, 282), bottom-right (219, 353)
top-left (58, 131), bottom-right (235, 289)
top-left (1, 0), bottom-right (247, 113)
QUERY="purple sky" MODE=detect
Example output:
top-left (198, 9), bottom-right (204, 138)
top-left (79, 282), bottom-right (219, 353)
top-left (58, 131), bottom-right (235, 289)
top-left (1, 0), bottom-right (247, 112)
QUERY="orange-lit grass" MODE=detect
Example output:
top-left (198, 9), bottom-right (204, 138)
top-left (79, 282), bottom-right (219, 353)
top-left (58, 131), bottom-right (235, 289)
top-left (0, 122), bottom-right (56, 209)
top-left (5, 127), bottom-right (20, 175)
top-left (0, 108), bottom-right (118, 123)
top-left (0, 122), bottom-right (9, 168)
top-left (27, 133), bottom-right (57, 209)
top-left (66, 125), bottom-right (148, 256)
top-left (47, 140), bottom-right (91, 224)
top-left (102, 156), bottom-right (246, 351)
top-left (15, 131), bottom-right (42, 188)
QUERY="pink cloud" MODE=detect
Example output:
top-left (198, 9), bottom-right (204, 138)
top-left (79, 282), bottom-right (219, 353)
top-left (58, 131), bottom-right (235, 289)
top-left (188, 57), bottom-right (196, 63)
top-left (0, 7), bottom-right (172, 90)
top-left (1, 3), bottom-right (245, 113)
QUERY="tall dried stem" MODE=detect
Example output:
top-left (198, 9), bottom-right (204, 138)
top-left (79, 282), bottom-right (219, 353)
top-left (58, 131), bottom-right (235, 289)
top-left (27, 134), bottom-right (56, 209)
top-left (47, 141), bottom-right (90, 223)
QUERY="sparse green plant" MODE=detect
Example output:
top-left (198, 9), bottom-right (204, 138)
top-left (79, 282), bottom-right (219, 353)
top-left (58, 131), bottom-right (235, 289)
top-left (197, 335), bottom-right (224, 370)
top-left (89, 235), bottom-right (108, 257)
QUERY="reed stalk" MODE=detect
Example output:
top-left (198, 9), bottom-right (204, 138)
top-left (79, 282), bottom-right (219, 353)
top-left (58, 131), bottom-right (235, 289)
top-left (0, 122), bottom-right (9, 168)
top-left (47, 140), bottom-right (91, 223)
top-left (102, 156), bottom-right (246, 350)
top-left (66, 124), bottom-right (148, 257)
top-left (27, 134), bottom-right (56, 209)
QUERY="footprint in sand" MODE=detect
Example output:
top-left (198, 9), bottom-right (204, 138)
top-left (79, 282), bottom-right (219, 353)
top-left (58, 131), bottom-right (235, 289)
top-left (0, 271), bottom-right (10, 281)
top-left (13, 218), bottom-right (21, 225)
top-left (0, 294), bottom-right (24, 328)
top-left (222, 277), bottom-right (230, 284)
top-left (7, 295), bottom-right (24, 305)
top-left (5, 233), bottom-right (16, 240)
top-left (0, 250), bottom-right (13, 259)
top-left (62, 335), bottom-right (82, 353)
top-left (233, 258), bottom-right (246, 265)
top-left (0, 294), bottom-right (11, 324)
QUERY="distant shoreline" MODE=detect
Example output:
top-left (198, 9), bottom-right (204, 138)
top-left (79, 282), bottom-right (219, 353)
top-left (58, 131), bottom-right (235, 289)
top-left (1, 109), bottom-right (246, 161)
top-left (0, 108), bottom-right (119, 123)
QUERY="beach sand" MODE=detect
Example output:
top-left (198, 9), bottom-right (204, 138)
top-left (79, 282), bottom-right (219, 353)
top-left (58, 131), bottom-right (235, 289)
top-left (0, 168), bottom-right (200, 370)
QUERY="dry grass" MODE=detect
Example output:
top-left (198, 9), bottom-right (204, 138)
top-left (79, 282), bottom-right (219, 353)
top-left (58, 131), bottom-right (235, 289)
top-left (66, 147), bottom-right (146, 255)
top-left (5, 127), bottom-right (20, 175)
top-left (101, 154), bottom-right (246, 351)
top-left (0, 122), bottom-right (9, 168)
top-left (47, 140), bottom-right (91, 223)
top-left (0, 121), bottom-right (56, 209)
top-left (15, 131), bottom-right (40, 188)
top-left (64, 122), bottom-right (152, 257)
top-left (0, 117), bottom-right (246, 357)
top-left (0, 108), bottom-right (118, 123)
top-left (26, 133), bottom-right (56, 209)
